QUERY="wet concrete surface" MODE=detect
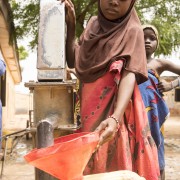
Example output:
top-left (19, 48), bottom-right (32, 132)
top-left (1, 137), bottom-right (34, 180)
top-left (0, 116), bottom-right (179, 180)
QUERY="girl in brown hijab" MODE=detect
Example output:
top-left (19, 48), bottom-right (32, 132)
top-left (59, 0), bottom-right (160, 179)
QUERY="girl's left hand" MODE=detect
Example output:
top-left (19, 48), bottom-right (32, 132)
top-left (95, 117), bottom-right (118, 146)
top-left (57, 0), bottom-right (76, 26)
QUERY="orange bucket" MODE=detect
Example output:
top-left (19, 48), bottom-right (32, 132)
top-left (24, 132), bottom-right (99, 180)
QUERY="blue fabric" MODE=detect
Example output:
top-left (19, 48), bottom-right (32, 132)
top-left (0, 59), bottom-right (6, 149)
top-left (139, 69), bottom-right (169, 170)
top-left (0, 100), bottom-right (2, 141)
top-left (0, 60), bottom-right (6, 76)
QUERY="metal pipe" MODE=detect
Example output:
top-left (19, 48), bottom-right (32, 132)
top-left (0, 129), bottom-right (32, 177)
top-left (35, 114), bottom-right (58, 180)
top-left (1, 129), bottom-right (28, 140)
top-left (0, 136), bottom-right (8, 178)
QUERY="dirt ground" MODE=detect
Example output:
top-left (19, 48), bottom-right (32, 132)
top-left (0, 116), bottom-right (179, 180)
top-left (163, 116), bottom-right (180, 180)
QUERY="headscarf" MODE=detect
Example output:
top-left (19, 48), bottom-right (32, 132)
top-left (142, 24), bottom-right (159, 50)
top-left (75, 0), bottom-right (147, 84)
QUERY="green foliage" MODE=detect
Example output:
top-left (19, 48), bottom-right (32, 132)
top-left (18, 46), bottom-right (29, 60)
top-left (136, 0), bottom-right (180, 56)
top-left (72, 0), bottom-right (98, 37)
top-left (10, 0), bottom-right (39, 50)
top-left (10, 0), bottom-right (180, 57)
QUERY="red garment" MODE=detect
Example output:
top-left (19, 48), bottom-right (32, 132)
top-left (78, 61), bottom-right (160, 180)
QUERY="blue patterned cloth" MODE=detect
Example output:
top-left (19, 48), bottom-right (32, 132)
top-left (0, 59), bottom-right (6, 149)
top-left (139, 69), bottom-right (169, 170)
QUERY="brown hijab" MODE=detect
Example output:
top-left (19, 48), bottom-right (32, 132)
top-left (75, 0), bottom-right (147, 84)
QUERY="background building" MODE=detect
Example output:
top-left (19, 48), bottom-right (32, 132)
top-left (0, 0), bottom-right (22, 132)
top-left (162, 76), bottom-right (180, 116)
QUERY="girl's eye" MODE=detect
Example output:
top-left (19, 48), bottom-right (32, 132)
top-left (150, 35), bottom-right (157, 41)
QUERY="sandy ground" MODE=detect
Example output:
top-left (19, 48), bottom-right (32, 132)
top-left (0, 116), bottom-right (179, 180)
top-left (164, 116), bottom-right (180, 180)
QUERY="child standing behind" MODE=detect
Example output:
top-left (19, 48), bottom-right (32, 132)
top-left (139, 24), bottom-right (180, 180)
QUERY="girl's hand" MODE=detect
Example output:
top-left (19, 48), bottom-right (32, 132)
top-left (57, 0), bottom-right (76, 68)
top-left (157, 80), bottom-right (172, 92)
top-left (95, 117), bottom-right (118, 146)
top-left (67, 68), bottom-right (77, 77)
top-left (57, 0), bottom-right (76, 26)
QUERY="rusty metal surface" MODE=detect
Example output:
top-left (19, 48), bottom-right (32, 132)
top-left (37, 69), bottom-right (67, 81)
top-left (37, 0), bottom-right (65, 69)
top-left (37, 0), bottom-right (66, 81)
top-left (24, 80), bottom-right (76, 88)
top-left (32, 85), bottom-right (74, 127)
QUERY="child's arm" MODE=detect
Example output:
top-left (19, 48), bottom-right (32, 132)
top-left (157, 59), bottom-right (180, 92)
top-left (158, 59), bottom-right (180, 75)
top-left (59, 0), bottom-right (76, 68)
top-left (158, 77), bottom-right (180, 92)
top-left (96, 70), bottom-right (135, 145)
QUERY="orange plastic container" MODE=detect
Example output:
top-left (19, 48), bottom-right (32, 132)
top-left (24, 132), bottom-right (99, 180)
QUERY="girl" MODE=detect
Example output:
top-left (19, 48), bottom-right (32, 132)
top-left (60, 0), bottom-right (160, 179)
top-left (139, 24), bottom-right (180, 180)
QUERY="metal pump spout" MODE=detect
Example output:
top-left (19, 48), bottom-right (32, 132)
top-left (37, 114), bottom-right (58, 148)
top-left (36, 114), bottom-right (59, 180)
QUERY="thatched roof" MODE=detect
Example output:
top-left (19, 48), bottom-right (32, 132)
top-left (0, 0), bottom-right (21, 83)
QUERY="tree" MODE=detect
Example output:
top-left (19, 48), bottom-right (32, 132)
top-left (10, 0), bottom-right (180, 56)
top-left (136, 0), bottom-right (180, 56)
top-left (18, 46), bottom-right (29, 60)
top-left (10, 0), bottom-right (39, 50)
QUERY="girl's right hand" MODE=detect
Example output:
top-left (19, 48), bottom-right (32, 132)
top-left (95, 117), bottom-right (118, 146)
top-left (57, 0), bottom-right (76, 26)
top-left (157, 80), bottom-right (172, 92)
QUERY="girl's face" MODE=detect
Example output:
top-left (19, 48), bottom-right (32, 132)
top-left (143, 28), bottom-right (158, 56)
top-left (100, 0), bottom-right (132, 20)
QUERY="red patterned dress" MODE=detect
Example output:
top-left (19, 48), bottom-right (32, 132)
top-left (78, 60), bottom-right (160, 180)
